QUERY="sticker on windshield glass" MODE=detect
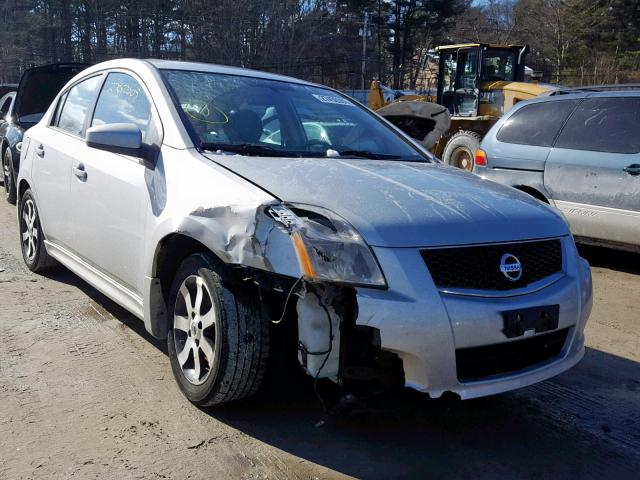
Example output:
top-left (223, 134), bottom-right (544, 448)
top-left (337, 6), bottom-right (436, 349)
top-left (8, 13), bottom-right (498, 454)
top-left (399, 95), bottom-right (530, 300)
top-left (312, 94), bottom-right (354, 106)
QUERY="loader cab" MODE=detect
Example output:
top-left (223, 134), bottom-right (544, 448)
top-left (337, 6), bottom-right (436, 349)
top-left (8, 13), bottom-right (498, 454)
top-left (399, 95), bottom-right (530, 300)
top-left (436, 44), bottom-right (528, 117)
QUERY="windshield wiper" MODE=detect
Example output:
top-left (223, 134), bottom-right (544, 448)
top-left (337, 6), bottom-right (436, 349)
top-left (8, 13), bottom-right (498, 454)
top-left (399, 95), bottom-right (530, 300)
top-left (336, 150), bottom-right (404, 160)
top-left (200, 142), bottom-right (299, 157)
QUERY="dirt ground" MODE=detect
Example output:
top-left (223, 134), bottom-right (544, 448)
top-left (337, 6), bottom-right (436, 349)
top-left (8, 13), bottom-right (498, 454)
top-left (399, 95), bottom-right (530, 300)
top-left (0, 198), bottom-right (638, 480)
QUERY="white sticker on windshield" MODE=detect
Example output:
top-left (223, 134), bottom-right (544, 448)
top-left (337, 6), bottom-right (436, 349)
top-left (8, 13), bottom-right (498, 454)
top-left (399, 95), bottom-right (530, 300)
top-left (312, 94), bottom-right (354, 106)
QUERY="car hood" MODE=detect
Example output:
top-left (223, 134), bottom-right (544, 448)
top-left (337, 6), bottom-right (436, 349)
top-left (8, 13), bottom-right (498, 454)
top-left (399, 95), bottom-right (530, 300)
top-left (208, 155), bottom-right (569, 248)
top-left (14, 63), bottom-right (90, 122)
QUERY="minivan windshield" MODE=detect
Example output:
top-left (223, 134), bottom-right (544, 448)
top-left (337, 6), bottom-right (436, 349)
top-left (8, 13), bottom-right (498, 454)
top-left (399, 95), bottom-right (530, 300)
top-left (162, 69), bottom-right (426, 161)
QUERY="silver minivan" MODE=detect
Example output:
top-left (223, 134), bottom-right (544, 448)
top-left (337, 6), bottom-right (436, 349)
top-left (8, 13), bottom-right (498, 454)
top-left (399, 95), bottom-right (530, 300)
top-left (476, 90), bottom-right (640, 252)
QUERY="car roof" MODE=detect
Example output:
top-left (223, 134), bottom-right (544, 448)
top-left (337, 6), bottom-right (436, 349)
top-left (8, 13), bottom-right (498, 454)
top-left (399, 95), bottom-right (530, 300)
top-left (144, 59), bottom-right (315, 86)
top-left (75, 58), bottom-right (320, 92)
top-left (506, 87), bottom-right (640, 113)
top-left (536, 88), bottom-right (640, 100)
top-left (544, 84), bottom-right (640, 95)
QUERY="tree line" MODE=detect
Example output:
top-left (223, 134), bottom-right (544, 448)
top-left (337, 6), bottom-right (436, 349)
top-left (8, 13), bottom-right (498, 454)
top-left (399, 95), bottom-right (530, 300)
top-left (1, 0), bottom-right (638, 89)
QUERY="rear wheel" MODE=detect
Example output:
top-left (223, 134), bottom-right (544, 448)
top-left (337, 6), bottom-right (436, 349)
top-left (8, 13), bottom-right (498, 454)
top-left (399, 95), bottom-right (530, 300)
top-left (442, 130), bottom-right (482, 172)
top-left (3, 149), bottom-right (16, 204)
top-left (167, 253), bottom-right (269, 407)
top-left (19, 189), bottom-right (57, 272)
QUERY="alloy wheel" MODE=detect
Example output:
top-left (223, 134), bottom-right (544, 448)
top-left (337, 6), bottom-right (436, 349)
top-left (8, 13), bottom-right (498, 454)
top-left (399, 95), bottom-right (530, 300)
top-left (173, 275), bottom-right (217, 385)
top-left (21, 198), bottom-right (39, 263)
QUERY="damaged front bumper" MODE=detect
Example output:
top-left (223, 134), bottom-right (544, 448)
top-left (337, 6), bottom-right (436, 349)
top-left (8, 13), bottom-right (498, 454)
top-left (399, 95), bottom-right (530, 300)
top-left (354, 236), bottom-right (592, 399)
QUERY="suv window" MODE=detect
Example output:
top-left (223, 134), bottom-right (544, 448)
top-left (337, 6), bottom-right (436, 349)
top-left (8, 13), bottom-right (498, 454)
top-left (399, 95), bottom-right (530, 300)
top-left (497, 100), bottom-right (578, 147)
top-left (91, 73), bottom-right (152, 141)
top-left (555, 97), bottom-right (640, 154)
top-left (56, 75), bottom-right (102, 137)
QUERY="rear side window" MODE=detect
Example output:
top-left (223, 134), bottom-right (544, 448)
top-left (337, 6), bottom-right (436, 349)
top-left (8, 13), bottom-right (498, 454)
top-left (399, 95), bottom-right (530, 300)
top-left (56, 75), bottom-right (102, 137)
top-left (91, 73), bottom-right (152, 141)
top-left (497, 100), bottom-right (578, 147)
top-left (51, 91), bottom-right (68, 127)
top-left (555, 97), bottom-right (640, 154)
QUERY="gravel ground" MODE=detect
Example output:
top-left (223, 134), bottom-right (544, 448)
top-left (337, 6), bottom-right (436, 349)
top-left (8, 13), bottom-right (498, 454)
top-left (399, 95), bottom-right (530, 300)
top-left (0, 197), bottom-right (638, 480)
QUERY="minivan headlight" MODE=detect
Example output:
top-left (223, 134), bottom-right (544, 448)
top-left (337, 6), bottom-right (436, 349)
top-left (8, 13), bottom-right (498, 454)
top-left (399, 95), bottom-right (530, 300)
top-left (268, 204), bottom-right (386, 287)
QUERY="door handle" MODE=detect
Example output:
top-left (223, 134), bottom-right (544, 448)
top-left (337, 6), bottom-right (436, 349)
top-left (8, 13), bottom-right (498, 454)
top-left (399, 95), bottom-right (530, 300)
top-left (72, 164), bottom-right (87, 181)
top-left (35, 145), bottom-right (45, 158)
top-left (623, 164), bottom-right (640, 176)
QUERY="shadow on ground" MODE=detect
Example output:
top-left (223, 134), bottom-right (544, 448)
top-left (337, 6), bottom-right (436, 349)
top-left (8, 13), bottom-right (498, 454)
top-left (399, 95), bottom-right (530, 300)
top-left (577, 244), bottom-right (640, 275)
top-left (40, 266), bottom-right (167, 354)
top-left (204, 346), bottom-right (640, 479)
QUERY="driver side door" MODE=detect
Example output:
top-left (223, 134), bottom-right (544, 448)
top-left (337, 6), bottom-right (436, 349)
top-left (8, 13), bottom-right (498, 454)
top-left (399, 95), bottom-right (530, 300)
top-left (69, 71), bottom-right (158, 296)
top-left (454, 48), bottom-right (480, 117)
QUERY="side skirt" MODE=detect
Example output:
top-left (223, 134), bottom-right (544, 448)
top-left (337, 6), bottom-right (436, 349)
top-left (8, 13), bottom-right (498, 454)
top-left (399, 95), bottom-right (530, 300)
top-left (44, 240), bottom-right (144, 320)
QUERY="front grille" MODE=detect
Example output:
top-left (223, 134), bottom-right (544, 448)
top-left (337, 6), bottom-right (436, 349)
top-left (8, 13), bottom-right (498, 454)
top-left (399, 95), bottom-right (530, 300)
top-left (456, 328), bottom-right (569, 381)
top-left (421, 239), bottom-right (562, 291)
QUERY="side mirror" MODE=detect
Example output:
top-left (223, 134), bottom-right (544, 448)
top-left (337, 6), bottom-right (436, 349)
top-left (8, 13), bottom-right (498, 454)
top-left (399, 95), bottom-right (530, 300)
top-left (86, 123), bottom-right (142, 157)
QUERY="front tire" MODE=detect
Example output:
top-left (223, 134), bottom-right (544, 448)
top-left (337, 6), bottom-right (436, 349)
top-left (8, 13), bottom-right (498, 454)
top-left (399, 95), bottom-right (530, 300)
top-left (3, 149), bottom-right (17, 204)
top-left (19, 189), bottom-right (57, 272)
top-left (442, 130), bottom-right (482, 172)
top-left (167, 253), bottom-right (269, 407)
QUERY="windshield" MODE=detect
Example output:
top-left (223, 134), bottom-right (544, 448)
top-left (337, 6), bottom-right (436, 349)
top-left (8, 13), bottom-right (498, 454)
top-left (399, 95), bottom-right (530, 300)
top-left (481, 49), bottom-right (516, 82)
top-left (161, 69), bottom-right (426, 161)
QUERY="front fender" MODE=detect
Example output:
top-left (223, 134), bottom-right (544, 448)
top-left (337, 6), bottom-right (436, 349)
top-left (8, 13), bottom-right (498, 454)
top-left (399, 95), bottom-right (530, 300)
top-left (142, 204), bottom-right (301, 337)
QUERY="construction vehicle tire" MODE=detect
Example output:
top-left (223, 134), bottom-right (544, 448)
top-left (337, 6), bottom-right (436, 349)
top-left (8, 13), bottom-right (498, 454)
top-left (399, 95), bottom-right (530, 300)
top-left (442, 130), bottom-right (482, 172)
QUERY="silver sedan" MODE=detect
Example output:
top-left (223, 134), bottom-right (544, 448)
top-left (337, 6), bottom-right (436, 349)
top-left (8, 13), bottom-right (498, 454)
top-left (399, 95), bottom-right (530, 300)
top-left (17, 59), bottom-right (592, 407)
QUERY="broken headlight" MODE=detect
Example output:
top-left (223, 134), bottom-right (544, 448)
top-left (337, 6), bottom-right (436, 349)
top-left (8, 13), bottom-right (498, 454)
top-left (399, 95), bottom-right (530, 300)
top-left (269, 204), bottom-right (386, 287)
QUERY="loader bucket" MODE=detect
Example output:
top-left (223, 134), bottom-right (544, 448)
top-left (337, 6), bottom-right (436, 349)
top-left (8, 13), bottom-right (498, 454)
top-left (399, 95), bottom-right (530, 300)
top-left (377, 101), bottom-right (451, 149)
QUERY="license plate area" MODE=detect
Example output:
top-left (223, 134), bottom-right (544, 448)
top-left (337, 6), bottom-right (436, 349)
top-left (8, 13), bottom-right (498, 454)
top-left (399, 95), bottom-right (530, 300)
top-left (502, 305), bottom-right (559, 339)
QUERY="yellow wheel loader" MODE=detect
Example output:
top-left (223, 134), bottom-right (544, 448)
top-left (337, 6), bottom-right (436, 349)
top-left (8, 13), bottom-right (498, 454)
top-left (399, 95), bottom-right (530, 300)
top-left (369, 44), bottom-right (555, 171)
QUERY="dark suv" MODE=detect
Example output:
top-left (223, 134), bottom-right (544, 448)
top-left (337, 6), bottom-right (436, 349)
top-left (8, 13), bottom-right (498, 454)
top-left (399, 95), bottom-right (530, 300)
top-left (1, 63), bottom-right (88, 203)
top-left (476, 90), bottom-right (640, 253)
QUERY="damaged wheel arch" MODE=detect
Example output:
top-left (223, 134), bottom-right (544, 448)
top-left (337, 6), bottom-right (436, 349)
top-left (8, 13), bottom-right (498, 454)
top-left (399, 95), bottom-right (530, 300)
top-left (148, 232), bottom-right (233, 338)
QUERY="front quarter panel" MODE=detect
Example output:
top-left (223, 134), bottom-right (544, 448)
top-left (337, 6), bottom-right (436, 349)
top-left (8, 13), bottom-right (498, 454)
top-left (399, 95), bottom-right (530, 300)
top-left (142, 149), bottom-right (302, 335)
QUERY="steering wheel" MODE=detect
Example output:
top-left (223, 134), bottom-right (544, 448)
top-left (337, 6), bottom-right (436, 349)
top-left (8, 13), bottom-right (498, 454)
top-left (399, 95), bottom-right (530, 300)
top-left (184, 102), bottom-right (228, 125)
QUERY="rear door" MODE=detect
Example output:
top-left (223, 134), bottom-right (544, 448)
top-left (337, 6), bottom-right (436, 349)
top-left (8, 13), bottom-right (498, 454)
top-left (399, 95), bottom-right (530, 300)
top-left (544, 95), bottom-right (640, 245)
top-left (68, 71), bottom-right (158, 294)
top-left (32, 74), bottom-right (103, 247)
top-left (486, 99), bottom-right (578, 171)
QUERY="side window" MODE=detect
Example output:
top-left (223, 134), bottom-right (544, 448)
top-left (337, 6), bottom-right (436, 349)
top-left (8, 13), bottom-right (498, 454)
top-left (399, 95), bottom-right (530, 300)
top-left (91, 72), bottom-right (152, 141)
top-left (555, 97), bottom-right (640, 154)
top-left (497, 100), bottom-right (578, 147)
top-left (442, 52), bottom-right (456, 94)
top-left (458, 49), bottom-right (479, 90)
top-left (56, 75), bottom-right (102, 137)
top-left (0, 94), bottom-right (13, 117)
top-left (51, 91), bottom-right (69, 127)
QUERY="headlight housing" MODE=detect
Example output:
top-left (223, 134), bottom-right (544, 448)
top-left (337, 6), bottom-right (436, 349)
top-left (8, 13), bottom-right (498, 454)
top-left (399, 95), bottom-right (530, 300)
top-left (269, 204), bottom-right (386, 288)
